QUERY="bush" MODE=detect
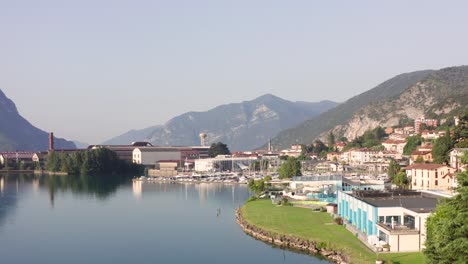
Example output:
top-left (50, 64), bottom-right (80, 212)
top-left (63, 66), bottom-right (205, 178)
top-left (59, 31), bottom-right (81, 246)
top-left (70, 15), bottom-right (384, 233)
top-left (278, 197), bottom-right (292, 206)
top-left (247, 196), bottom-right (257, 203)
top-left (320, 207), bottom-right (327, 212)
top-left (334, 217), bottom-right (343, 225)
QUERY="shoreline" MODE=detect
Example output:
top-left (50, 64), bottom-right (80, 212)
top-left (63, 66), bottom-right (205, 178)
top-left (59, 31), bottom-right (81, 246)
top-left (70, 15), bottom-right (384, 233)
top-left (235, 206), bottom-right (348, 264)
top-left (134, 177), bottom-right (248, 185)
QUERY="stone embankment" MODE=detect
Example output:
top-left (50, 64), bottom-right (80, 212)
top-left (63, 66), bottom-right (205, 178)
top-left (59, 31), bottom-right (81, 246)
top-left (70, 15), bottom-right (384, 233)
top-left (236, 208), bottom-right (348, 264)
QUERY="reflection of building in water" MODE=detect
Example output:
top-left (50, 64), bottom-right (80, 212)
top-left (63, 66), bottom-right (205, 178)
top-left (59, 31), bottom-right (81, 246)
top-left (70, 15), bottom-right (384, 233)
top-left (133, 181), bottom-right (143, 199)
top-left (32, 179), bottom-right (40, 192)
top-left (0, 177), bottom-right (4, 193)
top-left (195, 183), bottom-right (225, 203)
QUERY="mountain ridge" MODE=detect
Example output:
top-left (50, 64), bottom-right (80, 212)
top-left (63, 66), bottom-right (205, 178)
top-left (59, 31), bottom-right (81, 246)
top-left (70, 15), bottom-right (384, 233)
top-left (269, 66), bottom-right (468, 149)
top-left (104, 94), bottom-right (338, 151)
top-left (0, 89), bottom-right (76, 151)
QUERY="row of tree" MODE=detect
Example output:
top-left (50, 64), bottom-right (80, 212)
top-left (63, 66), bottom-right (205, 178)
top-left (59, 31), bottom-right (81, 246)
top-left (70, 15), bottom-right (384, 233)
top-left (45, 148), bottom-right (142, 175)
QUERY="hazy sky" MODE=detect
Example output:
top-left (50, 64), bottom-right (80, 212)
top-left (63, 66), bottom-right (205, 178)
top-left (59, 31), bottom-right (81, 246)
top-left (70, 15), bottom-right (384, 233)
top-left (1, 0), bottom-right (468, 144)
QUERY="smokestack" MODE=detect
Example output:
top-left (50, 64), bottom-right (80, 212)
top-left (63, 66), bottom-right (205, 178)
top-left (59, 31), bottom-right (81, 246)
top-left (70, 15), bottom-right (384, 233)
top-left (49, 132), bottom-right (54, 151)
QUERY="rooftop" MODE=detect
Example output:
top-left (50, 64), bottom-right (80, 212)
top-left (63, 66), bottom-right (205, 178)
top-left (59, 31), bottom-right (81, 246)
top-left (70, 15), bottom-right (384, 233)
top-left (405, 163), bottom-right (447, 170)
top-left (350, 190), bottom-right (441, 213)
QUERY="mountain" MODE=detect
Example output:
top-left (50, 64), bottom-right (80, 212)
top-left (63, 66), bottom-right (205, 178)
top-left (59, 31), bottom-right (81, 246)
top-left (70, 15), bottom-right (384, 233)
top-left (270, 66), bottom-right (468, 149)
top-left (0, 89), bottom-right (76, 151)
top-left (72, 140), bottom-right (90, 149)
top-left (103, 94), bottom-right (338, 151)
top-left (104, 125), bottom-right (162, 146)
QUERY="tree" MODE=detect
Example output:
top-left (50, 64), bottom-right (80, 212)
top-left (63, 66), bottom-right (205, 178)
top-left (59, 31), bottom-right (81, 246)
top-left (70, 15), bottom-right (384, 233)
top-left (415, 156), bottom-right (425, 163)
top-left (313, 140), bottom-right (328, 154)
top-left (432, 128), bottom-right (453, 164)
top-left (424, 152), bottom-right (468, 263)
top-left (328, 132), bottom-right (335, 151)
top-left (248, 179), bottom-right (266, 195)
top-left (388, 159), bottom-right (400, 180)
top-left (453, 112), bottom-right (468, 147)
top-left (278, 156), bottom-right (302, 179)
top-left (393, 171), bottom-right (409, 189)
top-left (208, 142), bottom-right (231, 157)
top-left (263, 175), bottom-right (272, 181)
top-left (403, 135), bottom-right (423, 155)
top-left (342, 126), bottom-right (387, 151)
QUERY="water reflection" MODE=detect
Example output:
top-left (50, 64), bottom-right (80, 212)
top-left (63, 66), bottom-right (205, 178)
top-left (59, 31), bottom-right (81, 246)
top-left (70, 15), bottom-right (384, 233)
top-left (131, 181), bottom-right (251, 207)
top-left (0, 176), bottom-right (327, 264)
top-left (0, 174), bottom-right (132, 206)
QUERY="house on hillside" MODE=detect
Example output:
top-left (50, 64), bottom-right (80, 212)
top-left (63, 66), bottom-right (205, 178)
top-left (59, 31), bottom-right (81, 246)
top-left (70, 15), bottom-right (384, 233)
top-left (449, 148), bottom-right (468, 172)
top-left (382, 140), bottom-right (407, 155)
top-left (327, 152), bottom-right (341, 162)
top-left (406, 164), bottom-right (454, 191)
top-left (410, 150), bottom-right (433, 164)
top-left (334, 141), bottom-right (347, 152)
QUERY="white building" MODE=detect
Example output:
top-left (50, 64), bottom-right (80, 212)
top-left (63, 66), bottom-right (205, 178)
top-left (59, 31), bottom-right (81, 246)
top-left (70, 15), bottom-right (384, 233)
top-left (382, 140), bottom-right (407, 155)
top-left (194, 155), bottom-right (259, 172)
top-left (133, 147), bottom-right (188, 166)
top-left (349, 148), bottom-right (373, 165)
top-left (338, 190), bottom-right (443, 252)
top-left (449, 148), bottom-right (468, 172)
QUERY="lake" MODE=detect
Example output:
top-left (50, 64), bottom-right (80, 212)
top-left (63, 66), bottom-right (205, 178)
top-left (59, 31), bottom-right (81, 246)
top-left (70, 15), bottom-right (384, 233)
top-left (0, 174), bottom-right (328, 264)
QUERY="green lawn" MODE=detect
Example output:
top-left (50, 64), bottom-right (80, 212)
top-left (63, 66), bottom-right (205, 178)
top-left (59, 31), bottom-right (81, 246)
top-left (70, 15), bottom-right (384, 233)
top-left (241, 199), bottom-right (425, 264)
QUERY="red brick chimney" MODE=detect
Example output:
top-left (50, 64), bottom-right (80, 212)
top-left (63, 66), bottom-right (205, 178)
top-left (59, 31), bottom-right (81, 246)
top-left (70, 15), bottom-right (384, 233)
top-left (49, 132), bottom-right (54, 151)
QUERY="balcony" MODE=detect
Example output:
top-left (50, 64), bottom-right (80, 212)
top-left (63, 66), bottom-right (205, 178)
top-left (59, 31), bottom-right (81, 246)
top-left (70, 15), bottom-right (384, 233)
top-left (377, 222), bottom-right (420, 235)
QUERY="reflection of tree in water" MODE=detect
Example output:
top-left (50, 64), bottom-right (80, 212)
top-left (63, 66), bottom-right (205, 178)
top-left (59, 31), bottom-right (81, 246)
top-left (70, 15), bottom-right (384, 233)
top-left (42, 174), bottom-right (131, 200)
top-left (0, 174), bottom-right (131, 225)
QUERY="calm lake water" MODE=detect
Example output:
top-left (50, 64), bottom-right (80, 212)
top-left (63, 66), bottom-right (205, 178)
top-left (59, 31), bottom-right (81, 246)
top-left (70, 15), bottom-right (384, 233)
top-left (0, 174), bottom-right (328, 264)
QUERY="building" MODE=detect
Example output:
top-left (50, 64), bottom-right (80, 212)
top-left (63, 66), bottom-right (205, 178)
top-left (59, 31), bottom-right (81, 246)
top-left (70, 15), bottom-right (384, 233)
top-left (89, 145), bottom-right (137, 163)
top-left (410, 150), bottom-right (433, 164)
top-left (326, 152), bottom-right (341, 162)
top-left (132, 147), bottom-right (199, 166)
top-left (388, 133), bottom-right (409, 141)
top-left (0, 152), bottom-right (38, 167)
top-left (194, 155), bottom-right (259, 172)
top-left (415, 115), bottom-right (438, 134)
top-left (405, 164), bottom-right (454, 191)
top-left (280, 144), bottom-right (303, 157)
top-left (289, 175), bottom-right (388, 203)
top-left (381, 140), bottom-right (407, 155)
top-left (349, 148), bottom-right (373, 165)
top-left (333, 142), bottom-right (347, 152)
top-left (449, 148), bottom-right (468, 172)
top-left (337, 190), bottom-right (443, 252)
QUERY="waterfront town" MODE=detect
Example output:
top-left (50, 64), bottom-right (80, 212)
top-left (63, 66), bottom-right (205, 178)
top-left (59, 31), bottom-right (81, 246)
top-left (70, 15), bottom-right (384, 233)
top-left (1, 113), bottom-right (467, 263)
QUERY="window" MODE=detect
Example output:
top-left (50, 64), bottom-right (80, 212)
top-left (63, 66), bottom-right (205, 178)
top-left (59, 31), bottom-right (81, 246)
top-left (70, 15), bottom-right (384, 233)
top-left (435, 171), bottom-right (438, 178)
top-left (435, 180), bottom-right (438, 186)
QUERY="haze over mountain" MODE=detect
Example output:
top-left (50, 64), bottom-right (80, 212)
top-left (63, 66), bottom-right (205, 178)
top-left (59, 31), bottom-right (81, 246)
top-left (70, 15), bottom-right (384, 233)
top-left (104, 94), bottom-right (338, 151)
top-left (270, 66), bottom-right (468, 149)
top-left (0, 89), bottom-right (76, 151)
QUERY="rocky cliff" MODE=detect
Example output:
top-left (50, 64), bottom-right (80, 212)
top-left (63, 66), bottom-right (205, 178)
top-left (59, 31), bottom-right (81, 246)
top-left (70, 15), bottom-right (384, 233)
top-left (322, 66), bottom-right (468, 141)
top-left (0, 89), bottom-right (76, 151)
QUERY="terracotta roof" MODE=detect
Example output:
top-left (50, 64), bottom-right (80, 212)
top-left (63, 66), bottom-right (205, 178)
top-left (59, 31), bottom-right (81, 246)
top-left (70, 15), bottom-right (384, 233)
top-left (406, 163), bottom-right (447, 170)
top-left (442, 173), bottom-right (454, 179)
top-left (382, 139), bottom-right (407, 144)
top-left (411, 150), bottom-right (431, 155)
